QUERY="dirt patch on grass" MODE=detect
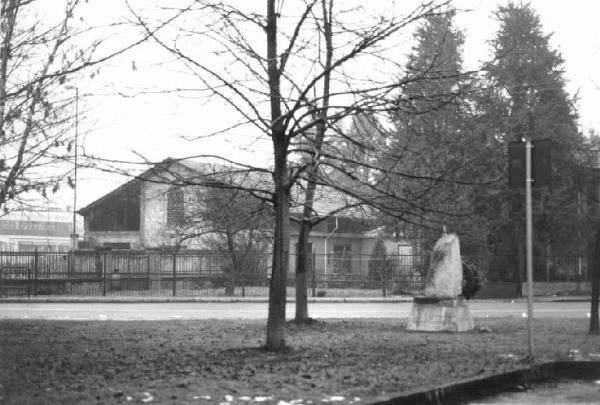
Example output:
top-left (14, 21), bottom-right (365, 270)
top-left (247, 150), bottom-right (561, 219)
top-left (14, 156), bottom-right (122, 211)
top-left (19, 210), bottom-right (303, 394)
top-left (0, 318), bottom-right (598, 404)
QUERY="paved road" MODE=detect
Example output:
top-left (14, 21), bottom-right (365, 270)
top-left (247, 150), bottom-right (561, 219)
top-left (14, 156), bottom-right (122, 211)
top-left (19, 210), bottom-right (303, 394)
top-left (0, 301), bottom-right (592, 321)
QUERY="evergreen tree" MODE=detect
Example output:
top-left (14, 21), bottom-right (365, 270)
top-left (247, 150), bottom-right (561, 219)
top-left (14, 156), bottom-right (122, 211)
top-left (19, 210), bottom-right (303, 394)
top-left (325, 112), bottom-right (387, 184)
top-left (387, 10), bottom-right (495, 254)
top-left (484, 2), bottom-right (584, 284)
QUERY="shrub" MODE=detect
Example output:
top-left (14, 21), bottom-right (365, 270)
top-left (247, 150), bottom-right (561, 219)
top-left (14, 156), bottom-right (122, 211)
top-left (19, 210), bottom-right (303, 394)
top-left (462, 259), bottom-right (482, 299)
top-left (368, 239), bottom-right (393, 281)
top-left (368, 238), bottom-right (394, 297)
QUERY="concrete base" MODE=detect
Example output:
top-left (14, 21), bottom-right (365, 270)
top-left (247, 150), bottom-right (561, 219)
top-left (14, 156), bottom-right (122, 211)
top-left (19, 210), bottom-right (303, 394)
top-left (406, 296), bottom-right (474, 332)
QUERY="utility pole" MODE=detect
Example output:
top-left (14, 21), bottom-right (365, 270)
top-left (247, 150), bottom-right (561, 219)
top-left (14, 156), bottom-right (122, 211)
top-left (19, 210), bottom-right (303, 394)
top-left (589, 147), bottom-right (600, 334)
top-left (525, 140), bottom-right (535, 359)
top-left (66, 86), bottom-right (79, 252)
top-left (509, 138), bottom-right (552, 361)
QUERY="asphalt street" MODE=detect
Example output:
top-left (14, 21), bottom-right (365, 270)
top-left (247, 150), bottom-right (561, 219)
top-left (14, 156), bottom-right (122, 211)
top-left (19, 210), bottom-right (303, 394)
top-left (0, 301), bottom-right (592, 321)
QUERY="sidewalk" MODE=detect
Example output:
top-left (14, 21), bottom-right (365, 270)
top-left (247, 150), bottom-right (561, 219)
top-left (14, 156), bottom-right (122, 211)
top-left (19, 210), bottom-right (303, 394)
top-left (0, 295), bottom-right (590, 304)
top-left (0, 295), bottom-right (414, 304)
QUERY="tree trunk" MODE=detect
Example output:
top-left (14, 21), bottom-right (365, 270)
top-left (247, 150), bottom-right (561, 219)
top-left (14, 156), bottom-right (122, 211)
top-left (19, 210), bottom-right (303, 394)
top-left (294, 0), bottom-right (333, 323)
top-left (267, 144), bottom-right (290, 350)
top-left (266, 0), bottom-right (289, 351)
top-left (590, 224), bottom-right (600, 334)
top-left (295, 220), bottom-right (312, 322)
top-left (225, 229), bottom-right (238, 297)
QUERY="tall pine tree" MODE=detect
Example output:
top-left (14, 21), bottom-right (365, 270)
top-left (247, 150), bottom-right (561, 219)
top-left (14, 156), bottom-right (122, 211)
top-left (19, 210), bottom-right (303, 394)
top-left (483, 2), bottom-right (584, 284)
top-left (387, 10), bottom-right (494, 254)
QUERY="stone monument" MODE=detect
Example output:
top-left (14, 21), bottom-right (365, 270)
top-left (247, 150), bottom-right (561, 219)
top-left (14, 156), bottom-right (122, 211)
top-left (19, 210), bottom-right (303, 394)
top-left (406, 229), bottom-right (474, 332)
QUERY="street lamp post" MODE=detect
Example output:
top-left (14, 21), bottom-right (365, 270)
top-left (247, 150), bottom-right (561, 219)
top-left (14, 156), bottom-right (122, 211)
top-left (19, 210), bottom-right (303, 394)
top-left (66, 86), bottom-right (79, 252)
top-left (590, 147), bottom-right (600, 334)
top-left (525, 139), bottom-right (534, 359)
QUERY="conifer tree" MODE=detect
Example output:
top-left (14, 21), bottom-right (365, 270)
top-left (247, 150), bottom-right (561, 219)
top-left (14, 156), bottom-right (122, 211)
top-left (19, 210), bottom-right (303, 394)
top-left (387, 10), bottom-right (494, 253)
top-left (484, 2), bottom-right (584, 284)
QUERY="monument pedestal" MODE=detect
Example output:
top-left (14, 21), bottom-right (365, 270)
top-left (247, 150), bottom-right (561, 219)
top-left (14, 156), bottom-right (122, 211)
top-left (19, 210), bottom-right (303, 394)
top-left (407, 296), bottom-right (474, 332)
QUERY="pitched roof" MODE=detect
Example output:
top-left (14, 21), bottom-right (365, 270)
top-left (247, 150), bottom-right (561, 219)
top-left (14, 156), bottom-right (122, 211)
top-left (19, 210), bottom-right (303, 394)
top-left (79, 158), bottom-right (368, 220)
top-left (77, 159), bottom-right (270, 215)
top-left (290, 183), bottom-right (366, 218)
top-left (78, 177), bottom-right (142, 215)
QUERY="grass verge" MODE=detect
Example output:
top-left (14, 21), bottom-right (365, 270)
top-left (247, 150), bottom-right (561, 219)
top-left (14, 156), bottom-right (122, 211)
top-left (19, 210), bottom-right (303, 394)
top-left (0, 318), bottom-right (598, 404)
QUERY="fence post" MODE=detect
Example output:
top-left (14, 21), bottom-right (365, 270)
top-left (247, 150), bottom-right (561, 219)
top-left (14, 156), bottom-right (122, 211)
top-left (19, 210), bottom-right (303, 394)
top-left (311, 252), bottom-right (316, 298)
top-left (102, 252), bottom-right (107, 296)
top-left (146, 254), bottom-right (151, 291)
top-left (242, 265), bottom-right (246, 298)
top-left (0, 252), bottom-right (3, 298)
top-left (546, 247), bottom-right (551, 282)
top-left (27, 258), bottom-right (31, 299)
top-left (172, 252), bottom-right (177, 297)
top-left (33, 249), bottom-right (38, 296)
top-left (68, 251), bottom-right (73, 294)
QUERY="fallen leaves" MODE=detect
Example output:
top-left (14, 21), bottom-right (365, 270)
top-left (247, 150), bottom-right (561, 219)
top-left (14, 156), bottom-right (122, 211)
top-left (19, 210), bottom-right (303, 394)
top-left (1, 318), bottom-right (599, 404)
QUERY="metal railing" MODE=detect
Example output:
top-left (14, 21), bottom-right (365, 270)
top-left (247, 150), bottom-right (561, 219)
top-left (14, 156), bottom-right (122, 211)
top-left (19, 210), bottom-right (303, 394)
top-left (0, 250), bottom-right (589, 298)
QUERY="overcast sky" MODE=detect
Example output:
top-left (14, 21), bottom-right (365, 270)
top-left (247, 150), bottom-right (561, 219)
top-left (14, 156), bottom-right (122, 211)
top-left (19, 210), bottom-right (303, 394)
top-left (53, 0), bottom-right (600, 210)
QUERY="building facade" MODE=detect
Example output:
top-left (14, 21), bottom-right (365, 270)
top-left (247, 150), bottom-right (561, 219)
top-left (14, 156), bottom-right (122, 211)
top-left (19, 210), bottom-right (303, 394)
top-left (0, 209), bottom-right (73, 251)
top-left (78, 160), bottom-right (230, 249)
top-left (78, 159), bottom-right (412, 277)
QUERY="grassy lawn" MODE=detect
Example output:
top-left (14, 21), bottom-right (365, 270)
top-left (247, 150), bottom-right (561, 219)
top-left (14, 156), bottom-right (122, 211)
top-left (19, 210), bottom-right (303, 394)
top-left (0, 318), bottom-right (598, 404)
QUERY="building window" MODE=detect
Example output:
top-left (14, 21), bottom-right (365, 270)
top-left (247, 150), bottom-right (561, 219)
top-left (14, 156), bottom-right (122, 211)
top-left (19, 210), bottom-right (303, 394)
top-left (167, 186), bottom-right (185, 226)
top-left (103, 242), bottom-right (131, 250)
top-left (87, 185), bottom-right (140, 232)
top-left (18, 242), bottom-right (50, 251)
top-left (332, 243), bottom-right (352, 274)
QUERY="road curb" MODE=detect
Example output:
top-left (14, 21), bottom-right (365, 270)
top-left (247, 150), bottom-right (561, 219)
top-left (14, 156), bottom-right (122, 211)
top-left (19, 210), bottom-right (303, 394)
top-left (0, 296), bottom-right (590, 304)
top-left (370, 361), bottom-right (600, 405)
top-left (0, 297), bottom-right (415, 304)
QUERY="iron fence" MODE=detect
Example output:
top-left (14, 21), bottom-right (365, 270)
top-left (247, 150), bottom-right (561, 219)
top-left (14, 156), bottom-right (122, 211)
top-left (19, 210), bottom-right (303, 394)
top-left (470, 254), bottom-right (589, 283)
top-left (0, 250), bottom-right (589, 298)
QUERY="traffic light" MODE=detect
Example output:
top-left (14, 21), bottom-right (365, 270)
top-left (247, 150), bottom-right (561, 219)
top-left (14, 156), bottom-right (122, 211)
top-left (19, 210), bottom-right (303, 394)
top-left (508, 141), bottom-right (526, 188)
top-left (532, 139), bottom-right (551, 187)
top-left (508, 139), bottom-right (552, 188)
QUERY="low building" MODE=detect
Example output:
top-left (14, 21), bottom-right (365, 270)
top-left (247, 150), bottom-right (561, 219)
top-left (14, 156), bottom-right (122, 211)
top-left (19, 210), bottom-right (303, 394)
top-left (77, 159), bottom-right (239, 249)
top-left (289, 214), bottom-right (413, 279)
top-left (0, 209), bottom-right (74, 251)
top-left (77, 159), bottom-right (412, 279)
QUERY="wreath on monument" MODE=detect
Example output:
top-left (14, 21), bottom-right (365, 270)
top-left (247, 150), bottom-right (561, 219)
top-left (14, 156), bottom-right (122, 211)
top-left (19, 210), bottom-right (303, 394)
top-left (462, 258), bottom-right (482, 300)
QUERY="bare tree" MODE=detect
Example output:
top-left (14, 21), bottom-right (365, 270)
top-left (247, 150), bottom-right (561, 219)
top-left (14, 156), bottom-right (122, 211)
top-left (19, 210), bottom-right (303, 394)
top-left (293, 0), bottom-right (333, 323)
top-left (127, 0), bottom-right (464, 349)
top-left (0, 0), bottom-right (85, 212)
top-left (291, 5), bottom-right (492, 322)
top-left (0, 0), bottom-right (178, 214)
top-left (168, 170), bottom-right (272, 296)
